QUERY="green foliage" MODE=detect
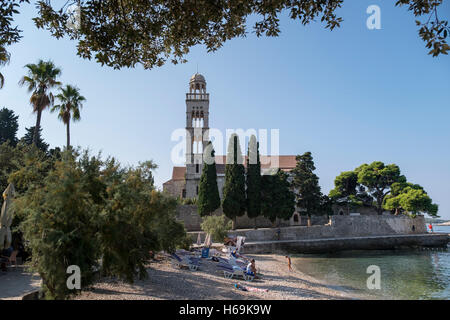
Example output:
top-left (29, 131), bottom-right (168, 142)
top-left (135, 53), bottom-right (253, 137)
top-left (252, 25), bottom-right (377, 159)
top-left (291, 152), bottom-right (324, 217)
top-left (20, 126), bottom-right (49, 153)
top-left (0, 107), bottom-right (19, 145)
top-left (356, 161), bottom-right (406, 215)
top-left (197, 142), bottom-right (221, 217)
top-left (51, 85), bottom-right (86, 149)
top-left (0, 45), bottom-right (10, 89)
top-left (26, 1), bottom-right (448, 70)
top-left (384, 183), bottom-right (438, 217)
top-left (222, 134), bottom-right (246, 227)
top-left (0, 1), bottom-right (29, 46)
top-left (332, 162), bottom-right (439, 217)
top-left (246, 135), bottom-right (261, 224)
top-left (11, 149), bottom-right (188, 299)
top-left (19, 59), bottom-right (62, 146)
top-left (200, 215), bottom-right (232, 243)
top-left (329, 170), bottom-right (372, 212)
top-left (180, 197), bottom-right (197, 205)
top-left (261, 170), bottom-right (296, 223)
top-left (16, 153), bottom-right (100, 299)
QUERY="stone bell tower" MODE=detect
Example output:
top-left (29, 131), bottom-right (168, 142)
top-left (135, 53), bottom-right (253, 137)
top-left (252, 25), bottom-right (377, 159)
top-left (185, 73), bottom-right (209, 198)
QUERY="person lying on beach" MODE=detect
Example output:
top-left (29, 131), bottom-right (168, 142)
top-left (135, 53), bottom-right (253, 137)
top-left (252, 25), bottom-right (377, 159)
top-left (285, 256), bottom-right (292, 271)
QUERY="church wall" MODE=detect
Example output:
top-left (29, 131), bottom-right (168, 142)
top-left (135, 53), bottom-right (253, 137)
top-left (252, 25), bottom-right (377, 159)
top-left (175, 205), bottom-right (329, 232)
top-left (163, 180), bottom-right (185, 199)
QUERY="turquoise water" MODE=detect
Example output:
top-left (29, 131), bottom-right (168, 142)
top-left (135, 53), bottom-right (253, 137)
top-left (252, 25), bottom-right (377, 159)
top-left (292, 226), bottom-right (450, 300)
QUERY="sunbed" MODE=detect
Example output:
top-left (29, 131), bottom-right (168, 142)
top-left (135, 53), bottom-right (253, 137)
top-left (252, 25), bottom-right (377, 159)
top-left (217, 262), bottom-right (254, 281)
top-left (170, 253), bottom-right (201, 271)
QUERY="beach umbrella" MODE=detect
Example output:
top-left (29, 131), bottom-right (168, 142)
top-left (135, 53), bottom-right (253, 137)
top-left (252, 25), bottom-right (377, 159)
top-left (0, 183), bottom-right (15, 250)
top-left (203, 233), bottom-right (212, 247)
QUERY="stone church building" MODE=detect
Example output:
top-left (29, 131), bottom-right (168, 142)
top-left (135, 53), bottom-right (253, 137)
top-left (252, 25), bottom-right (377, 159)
top-left (163, 73), bottom-right (297, 200)
top-left (163, 74), bottom-right (379, 230)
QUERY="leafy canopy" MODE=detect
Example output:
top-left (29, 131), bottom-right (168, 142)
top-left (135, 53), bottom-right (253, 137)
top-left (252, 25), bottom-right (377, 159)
top-left (261, 169), bottom-right (296, 223)
top-left (8, 0), bottom-right (444, 70)
top-left (200, 215), bottom-right (232, 243)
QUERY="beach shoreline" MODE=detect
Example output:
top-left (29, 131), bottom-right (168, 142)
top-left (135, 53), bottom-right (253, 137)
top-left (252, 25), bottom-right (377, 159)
top-left (72, 253), bottom-right (365, 300)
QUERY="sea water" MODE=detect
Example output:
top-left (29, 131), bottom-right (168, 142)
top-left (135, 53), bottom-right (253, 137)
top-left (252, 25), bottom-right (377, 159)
top-left (292, 226), bottom-right (450, 300)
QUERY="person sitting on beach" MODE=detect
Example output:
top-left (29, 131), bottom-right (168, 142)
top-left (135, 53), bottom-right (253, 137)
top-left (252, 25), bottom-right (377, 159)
top-left (224, 236), bottom-right (237, 246)
top-left (285, 255), bottom-right (293, 272)
top-left (246, 259), bottom-right (257, 275)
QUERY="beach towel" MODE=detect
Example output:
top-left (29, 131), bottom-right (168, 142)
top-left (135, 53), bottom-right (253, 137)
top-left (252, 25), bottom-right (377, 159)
top-left (238, 283), bottom-right (268, 292)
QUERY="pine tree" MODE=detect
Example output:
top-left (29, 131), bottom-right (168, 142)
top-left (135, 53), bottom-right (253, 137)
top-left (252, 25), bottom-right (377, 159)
top-left (222, 134), bottom-right (246, 229)
top-left (246, 135), bottom-right (261, 228)
top-left (197, 142), bottom-right (221, 217)
top-left (291, 152), bottom-right (323, 222)
top-left (21, 126), bottom-right (49, 153)
top-left (261, 169), bottom-right (296, 224)
top-left (0, 107), bottom-right (19, 146)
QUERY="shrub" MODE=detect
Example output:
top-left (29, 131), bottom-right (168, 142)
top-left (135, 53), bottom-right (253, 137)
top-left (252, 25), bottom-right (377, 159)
top-left (200, 215), bottom-right (232, 243)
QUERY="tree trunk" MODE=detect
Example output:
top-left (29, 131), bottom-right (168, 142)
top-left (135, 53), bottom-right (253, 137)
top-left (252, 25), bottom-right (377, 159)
top-left (33, 110), bottom-right (42, 146)
top-left (232, 217), bottom-right (236, 230)
top-left (307, 216), bottom-right (311, 227)
top-left (66, 121), bottom-right (70, 150)
top-left (376, 195), bottom-right (383, 215)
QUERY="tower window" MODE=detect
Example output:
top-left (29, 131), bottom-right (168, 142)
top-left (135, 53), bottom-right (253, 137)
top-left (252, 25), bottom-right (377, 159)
top-left (196, 164), bottom-right (199, 173)
top-left (196, 186), bottom-right (199, 195)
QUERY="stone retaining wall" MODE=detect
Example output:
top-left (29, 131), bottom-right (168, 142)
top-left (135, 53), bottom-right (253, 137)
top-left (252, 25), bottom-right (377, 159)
top-left (176, 205), bottom-right (329, 231)
top-left (188, 215), bottom-right (427, 242)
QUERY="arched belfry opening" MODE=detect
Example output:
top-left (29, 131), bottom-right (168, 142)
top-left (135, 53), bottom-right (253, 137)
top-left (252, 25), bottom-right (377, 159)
top-left (185, 73), bottom-right (210, 198)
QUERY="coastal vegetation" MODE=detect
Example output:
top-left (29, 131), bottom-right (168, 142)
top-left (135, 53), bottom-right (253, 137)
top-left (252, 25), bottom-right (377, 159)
top-left (0, 87), bottom-right (190, 299)
top-left (246, 135), bottom-right (262, 228)
top-left (200, 215), bottom-right (232, 243)
top-left (222, 134), bottom-right (246, 229)
top-left (330, 162), bottom-right (438, 217)
top-left (197, 142), bottom-right (221, 217)
top-left (1, 1), bottom-right (446, 72)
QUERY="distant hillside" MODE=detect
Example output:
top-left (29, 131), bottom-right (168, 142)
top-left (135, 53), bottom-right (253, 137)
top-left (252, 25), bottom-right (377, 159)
top-left (435, 221), bottom-right (450, 226)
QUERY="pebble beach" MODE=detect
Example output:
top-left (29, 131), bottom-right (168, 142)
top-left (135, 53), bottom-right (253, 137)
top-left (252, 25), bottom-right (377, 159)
top-left (73, 254), bottom-right (364, 300)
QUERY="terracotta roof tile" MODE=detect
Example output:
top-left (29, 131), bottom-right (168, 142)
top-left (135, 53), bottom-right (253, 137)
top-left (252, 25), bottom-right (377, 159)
top-left (168, 155), bottom-right (296, 182)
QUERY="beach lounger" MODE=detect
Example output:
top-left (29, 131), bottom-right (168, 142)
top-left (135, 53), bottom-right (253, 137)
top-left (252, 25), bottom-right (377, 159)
top-left (170, 253), bottom-right (200, 271)
top-left (217, 262), bottom-right (254, 281)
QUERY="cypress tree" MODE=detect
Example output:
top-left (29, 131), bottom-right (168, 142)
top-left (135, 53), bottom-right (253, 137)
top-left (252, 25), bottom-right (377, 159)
top-left (222, 134), bottom-right (246, 229)
top-left (246, 135), bottom-right (261, 228)
top-left (197, 142), bottom-right (221, 217)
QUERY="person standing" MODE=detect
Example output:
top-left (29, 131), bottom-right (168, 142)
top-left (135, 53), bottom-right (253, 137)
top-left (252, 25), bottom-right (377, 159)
top-left (428, 224), bottom-right (434, 233)
top-left (285, 255), bottom-right (293, 271)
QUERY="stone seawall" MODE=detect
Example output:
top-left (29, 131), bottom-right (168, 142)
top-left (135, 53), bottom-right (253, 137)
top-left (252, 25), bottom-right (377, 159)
top-left (240, 234), bottom-right (450, 254)
top-left (189, 215), bottom-right (427, 242)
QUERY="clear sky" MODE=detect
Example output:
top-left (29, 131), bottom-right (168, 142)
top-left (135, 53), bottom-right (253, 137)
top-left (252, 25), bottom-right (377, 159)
top-left (1, 1), bottom-right (449, 219)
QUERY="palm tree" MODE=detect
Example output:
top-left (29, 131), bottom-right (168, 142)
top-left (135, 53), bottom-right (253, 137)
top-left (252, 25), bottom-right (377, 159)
top-left (19, 60), bottom-right (62, 146)
top-left (0, 46), bottom-right (11, 89)
top-left (51, 85), bottom-right (86, 149)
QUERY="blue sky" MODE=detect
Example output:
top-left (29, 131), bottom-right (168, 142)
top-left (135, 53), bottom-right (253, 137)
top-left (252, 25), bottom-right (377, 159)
top-left (1, 1), bottom-right (449, 219)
